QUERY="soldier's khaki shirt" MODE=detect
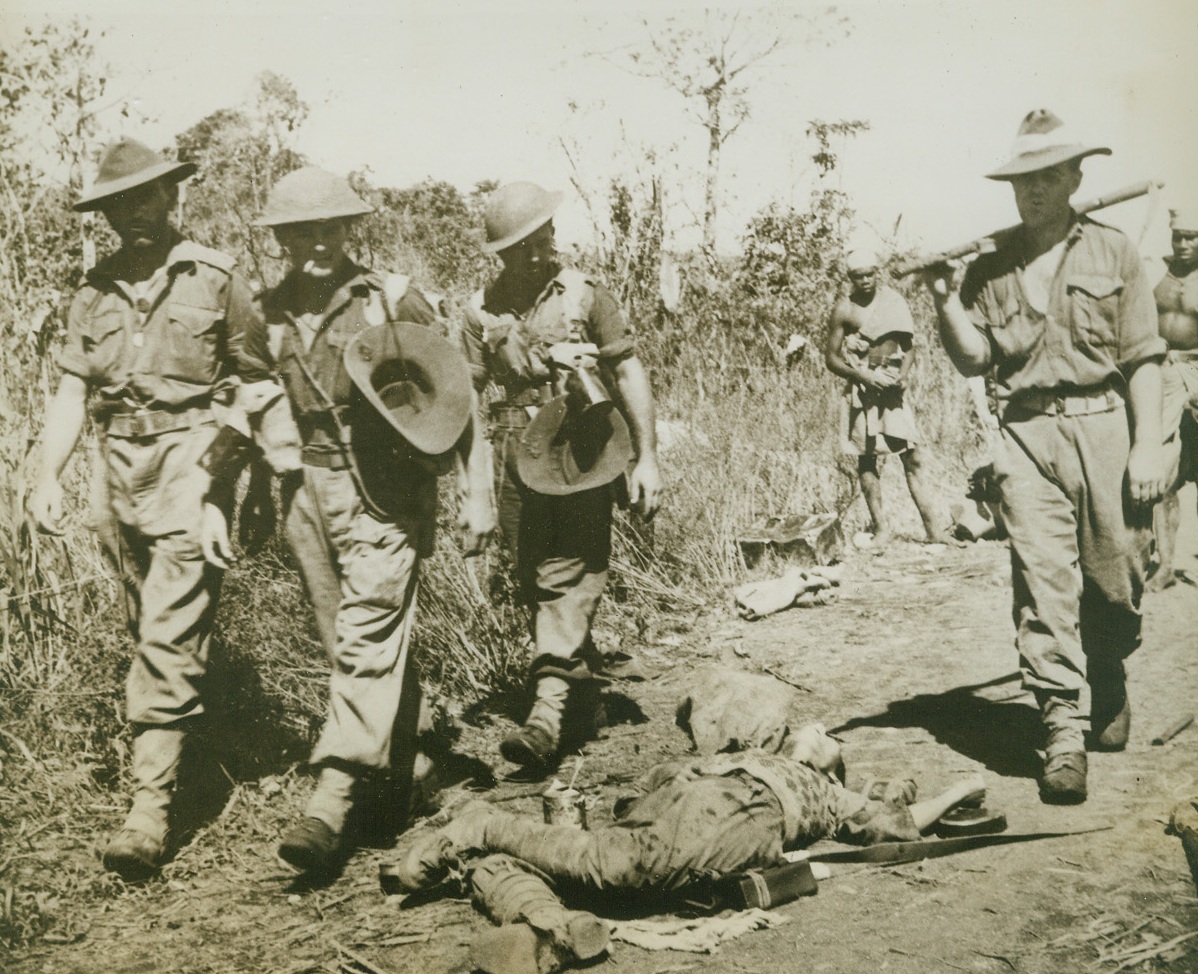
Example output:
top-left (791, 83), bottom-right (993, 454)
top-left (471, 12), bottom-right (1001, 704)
top-left (58, 236), bottom-right (259, 408)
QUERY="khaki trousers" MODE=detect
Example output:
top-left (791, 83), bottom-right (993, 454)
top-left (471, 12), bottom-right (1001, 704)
top-left (492, 426), bottom-right (611, 670)
top-left (282, 464), bottom-right (422, 771)
top-left (994, 408), bottom-right (1151, 708)
top-left (100, 425), bottom-right (222, 725)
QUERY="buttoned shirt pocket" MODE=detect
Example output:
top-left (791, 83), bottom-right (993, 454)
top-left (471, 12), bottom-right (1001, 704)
top-left (165, 303), bottom-right (222, 381)
top-left (1067, 274), bottom-right (1122, 348)
top-left (81, 309), bottom-right (127, 381)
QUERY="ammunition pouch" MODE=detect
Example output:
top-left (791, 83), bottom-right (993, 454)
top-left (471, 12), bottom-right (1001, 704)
top-left (676, 860), bottom-right (818, 915)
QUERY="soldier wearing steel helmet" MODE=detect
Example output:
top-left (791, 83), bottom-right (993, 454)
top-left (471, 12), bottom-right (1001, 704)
top-left (925, 110), bottom-right (1166, 805)
top-left (28, 138), bottom-right (273, 881)
top-left (461, 181), bottom-right (664, 771)
top-left (200, 167), bottom-right (494, 875)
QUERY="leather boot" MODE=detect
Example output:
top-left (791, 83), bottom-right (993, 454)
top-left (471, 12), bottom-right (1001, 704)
top-left (1088, 659), bottom-right (1131, 751)
top-left (501, 676), bottom-right (570, 769)
top-left (470, 854), bottom-right (608, 974)
top-left (1037, 692), bottom-right (1087, 805)
top-left (279, 765), bottom-right (357, 874)
top-left (103, 724), bottom-right (184, 881)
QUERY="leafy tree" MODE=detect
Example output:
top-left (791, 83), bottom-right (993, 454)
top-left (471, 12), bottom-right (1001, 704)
top-left (174, 72), bottom-right (308, 286)
top-left (351, 176), bottom-right (491, 296)
top-left (737, 118), bottom-right (869, 343)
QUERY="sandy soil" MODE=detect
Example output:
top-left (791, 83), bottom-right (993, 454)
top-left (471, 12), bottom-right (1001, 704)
top-left (10, 489), bottom-right (1198, 974)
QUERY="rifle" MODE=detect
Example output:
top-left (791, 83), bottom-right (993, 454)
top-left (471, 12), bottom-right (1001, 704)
top-left (893, 180), bottom-right (1163, 278)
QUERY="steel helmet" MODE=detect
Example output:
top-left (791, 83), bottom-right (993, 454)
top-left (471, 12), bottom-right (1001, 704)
top-left (483, 182), bottom-right (563, 253)
top-left (255, 167), bottom-right (374, 226)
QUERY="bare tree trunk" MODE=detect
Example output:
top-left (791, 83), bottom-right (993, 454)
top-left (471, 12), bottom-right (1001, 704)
top-left (703, 87), bottom-right (721, 261)
top-left (72, 77), bottom-right (96, 273)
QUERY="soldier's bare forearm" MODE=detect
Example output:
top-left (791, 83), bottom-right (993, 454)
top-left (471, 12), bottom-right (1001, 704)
top-left (613, 355), bottom-right (658, 459)
top-left (38, 375), bottom-right (88, 482)
top-left (1126, 358), bottom-right (1163, 449)
top-left (934, 294), bottom-right (991, 376)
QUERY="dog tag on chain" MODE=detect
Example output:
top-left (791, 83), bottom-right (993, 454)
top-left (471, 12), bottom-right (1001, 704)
top-left (132, 332), bottom-right (145, 348)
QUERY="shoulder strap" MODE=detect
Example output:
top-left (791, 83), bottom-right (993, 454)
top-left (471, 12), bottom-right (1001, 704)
top-left (184, 242), bottom-right (237, 274)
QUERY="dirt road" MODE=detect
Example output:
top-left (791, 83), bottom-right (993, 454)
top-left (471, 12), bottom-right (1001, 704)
top-left (11, 492), bottom-right (1198, 974)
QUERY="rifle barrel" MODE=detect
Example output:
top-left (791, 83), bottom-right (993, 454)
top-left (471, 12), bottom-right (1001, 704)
top-left (893, 180), bottom-right (1164, 278)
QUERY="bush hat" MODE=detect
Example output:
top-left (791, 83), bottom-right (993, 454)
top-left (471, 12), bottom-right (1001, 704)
top-left (73, 138), bottom-right (196, 212)
top-left (1170, 206), bottom-right (1198, 233)
top-left (483, 182), bottom-right (564, 253)
top-left (255, 167), bottom-right (374, 227)
top-left (516, 394), bottom-right (633, 496)
top-left (986, 109), bottom-right (1110, 181)
top-left (343, 323), bottom-right (472, 456)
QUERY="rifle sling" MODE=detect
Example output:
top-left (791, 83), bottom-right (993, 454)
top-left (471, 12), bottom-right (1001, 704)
top-left (289, 350), bottom-right (394, 522)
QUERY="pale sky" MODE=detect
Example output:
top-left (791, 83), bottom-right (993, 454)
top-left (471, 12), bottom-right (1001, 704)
top-left (4, 0), bottom-right (1195, 261)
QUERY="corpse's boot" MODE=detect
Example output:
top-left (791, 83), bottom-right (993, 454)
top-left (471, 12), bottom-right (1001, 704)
top-left (1088, 658), bottom-right (1131, 752)
top-left (470, 854), bottom-right (609, 974)
top-left (1036, 692), bottom-right (1088, 805)
top-left (279, 764), bottom-right (357, 874)
top-left (103, 724), bottom-right (184, 882)
top-left (501, 676), bottom-right (570, 770)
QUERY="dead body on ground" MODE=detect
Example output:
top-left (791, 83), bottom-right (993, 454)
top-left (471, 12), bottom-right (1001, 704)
top-left (384, 722), bottom-right (986, 974)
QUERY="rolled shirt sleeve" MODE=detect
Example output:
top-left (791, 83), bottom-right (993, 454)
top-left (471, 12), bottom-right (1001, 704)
top-left (1114, 236), bottom-right (1166, 371)
top-left (590, 283), bottom-right (636, 361)
top-left (57, 292), bottom-right (94, 382)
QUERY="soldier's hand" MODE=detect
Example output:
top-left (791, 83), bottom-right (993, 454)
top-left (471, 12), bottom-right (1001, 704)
top-left (627, 454), bottom-right (663, 522)
top-left (200, 501), bottom-right (238, 570)
top-left (920, 260), bottom-right (965, 301)
top-left (28, 477), bottom-right (65, 535)
top-left (458, 494), bottom-right (495, 558)
top-left (1127, 441), bottom-right (1167, 508)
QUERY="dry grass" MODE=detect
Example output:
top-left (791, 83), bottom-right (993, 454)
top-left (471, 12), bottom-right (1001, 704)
top-left (0, 212), bottom-right (990, 952)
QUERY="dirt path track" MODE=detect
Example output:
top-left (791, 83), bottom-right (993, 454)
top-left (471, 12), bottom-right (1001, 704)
top-left (13, 492), bottom-right (1198, 974)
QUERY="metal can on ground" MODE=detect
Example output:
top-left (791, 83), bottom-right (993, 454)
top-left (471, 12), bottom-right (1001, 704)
top-left (542, 779), bottom-right (587, 828)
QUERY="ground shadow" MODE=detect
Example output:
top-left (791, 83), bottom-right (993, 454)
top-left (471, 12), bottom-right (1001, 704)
top-left (830, 672), bottom-right (1043, 779)
top-left (599, 690), bottom-right (650, 729)
top-left (171, 633), bottom-right (314, 850)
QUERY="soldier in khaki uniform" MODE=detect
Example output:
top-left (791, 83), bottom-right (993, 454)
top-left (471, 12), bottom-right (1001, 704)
top-left (1149, 204), bottom-right (1198, 590)
top-left (201, 168), bottom-right (494, 874)
top-left (29, 139), bottom-right (269, 880)
top-left (925, 111), bottom-right (1166, 804)
top-left (461, 183), bottom-right (663, 771)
